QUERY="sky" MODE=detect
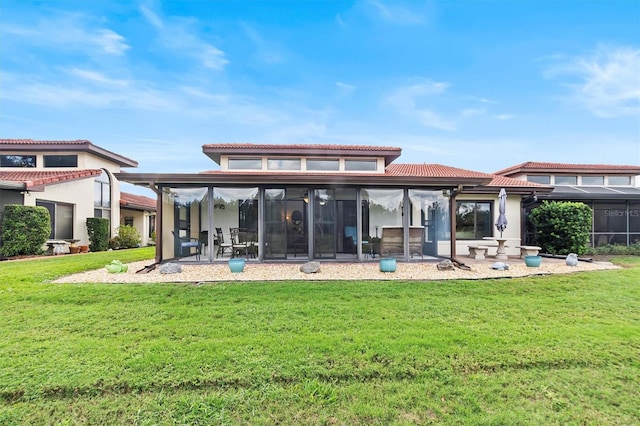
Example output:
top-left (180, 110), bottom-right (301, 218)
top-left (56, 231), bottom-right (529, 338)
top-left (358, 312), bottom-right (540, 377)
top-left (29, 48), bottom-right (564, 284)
top-left (1, 0), bottom-right (639, 197)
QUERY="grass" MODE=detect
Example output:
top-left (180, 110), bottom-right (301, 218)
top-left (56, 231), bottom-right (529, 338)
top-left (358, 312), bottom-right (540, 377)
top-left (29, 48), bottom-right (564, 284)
top-left (0, 248), bottom-right (638, 425)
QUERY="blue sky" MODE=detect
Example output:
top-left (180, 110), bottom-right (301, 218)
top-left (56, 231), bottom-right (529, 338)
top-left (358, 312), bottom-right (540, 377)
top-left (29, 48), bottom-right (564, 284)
top-left (1, 1), bottom-right (639, 194)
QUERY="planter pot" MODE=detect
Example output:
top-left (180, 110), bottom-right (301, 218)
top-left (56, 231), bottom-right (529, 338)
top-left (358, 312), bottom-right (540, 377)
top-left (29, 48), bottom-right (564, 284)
top-left (79, 245), bottom-right (89, 253)
top-left (524, 255), bottom-right (542, 267)
top-left (379, 257), bottom-right (397, 273)
top-left (69, 246), bottom-right (81, 254)
top-left (228, 258), bottom-right (246, 273)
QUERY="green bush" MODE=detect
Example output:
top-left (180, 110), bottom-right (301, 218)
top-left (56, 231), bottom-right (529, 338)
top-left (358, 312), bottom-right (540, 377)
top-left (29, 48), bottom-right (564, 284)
top-left (86, 218), bottom-right (110, 252)
top-left (0, 205), bottom-right (51, 257)
top-left (109, 224), bottom-right (141, 249)
top-left (529, 201), bottom-right (592, 255)
top-left (584, 242), bottom-right (640, 256)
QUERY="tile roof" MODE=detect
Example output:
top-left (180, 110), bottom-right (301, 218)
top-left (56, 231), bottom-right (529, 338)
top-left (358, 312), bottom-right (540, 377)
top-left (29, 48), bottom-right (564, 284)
top-left (495, 161), bottom-right (640, 176)
top-left (386, 163), bottom-right (493, 178)
top-left (486, 175), bottom-right (549, 188)
top-left (202, 143), bottom-right (403, 165)
top-left (120, 192), bottom-right (157, 211)
top-left (202, 143), bottom-right (402, 151)
top-left (0, 138), bottom-right (138, 168)
top-left (0, 169), bottom-right (103, 190)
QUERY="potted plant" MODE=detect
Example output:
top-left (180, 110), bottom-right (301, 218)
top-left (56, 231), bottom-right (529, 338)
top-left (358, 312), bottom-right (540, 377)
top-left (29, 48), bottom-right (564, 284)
top-left (379, 257), bottom-right (397, 273)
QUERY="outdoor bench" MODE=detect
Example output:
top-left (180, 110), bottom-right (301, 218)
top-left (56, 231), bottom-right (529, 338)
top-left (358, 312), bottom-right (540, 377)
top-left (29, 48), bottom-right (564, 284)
top-left (467, 245), bottom-right (490, 260)
top-left (516, 245), bottom-right (541, 258)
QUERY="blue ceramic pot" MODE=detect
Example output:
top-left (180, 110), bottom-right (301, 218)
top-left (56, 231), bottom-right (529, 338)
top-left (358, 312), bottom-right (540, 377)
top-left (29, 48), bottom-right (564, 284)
top-left (524, 255), bottom-right (542, 267)
top-left (379, 258), bottom-right (397, 273)
top-left (228, 258), bottom-right (246, 273)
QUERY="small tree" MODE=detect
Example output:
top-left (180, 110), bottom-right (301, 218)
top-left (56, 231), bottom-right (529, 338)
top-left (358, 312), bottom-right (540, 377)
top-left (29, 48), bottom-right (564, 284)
top-left (0, 205), bottom-right (51, 257)
top-left (529, 201), bottom-right (592, 255)
top-left (86, 217), bottom-right (110, 252)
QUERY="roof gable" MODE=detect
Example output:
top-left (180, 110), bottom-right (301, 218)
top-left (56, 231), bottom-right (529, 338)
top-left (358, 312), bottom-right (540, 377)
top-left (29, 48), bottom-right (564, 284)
top-left (120, 192), bottom-right (156, 211)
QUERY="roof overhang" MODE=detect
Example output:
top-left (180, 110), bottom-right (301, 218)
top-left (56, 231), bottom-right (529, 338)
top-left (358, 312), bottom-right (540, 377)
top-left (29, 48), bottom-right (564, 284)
top-left (0, 139), bottom-right (138, 168)
top-left (540, 186), bottom-right (640, 200)
top-left (115, 171), bottom-right (492, 188)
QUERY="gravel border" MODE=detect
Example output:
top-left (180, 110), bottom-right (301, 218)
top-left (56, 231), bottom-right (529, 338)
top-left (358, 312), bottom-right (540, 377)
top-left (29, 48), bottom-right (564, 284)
top-left (52, 258), bottom-right (621, 284)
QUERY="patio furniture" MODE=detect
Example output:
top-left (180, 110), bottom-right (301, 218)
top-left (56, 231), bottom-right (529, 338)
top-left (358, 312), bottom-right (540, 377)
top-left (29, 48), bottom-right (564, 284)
top-left (215, 227), bottom-right (233, 258)
top-left (467, 245), bottom-right (489, 260)
top-left (171, 230), bottom-right (201, 261)
top-left (230, 227), bottom-right (249, 258)
top-left (516, 245), bottom-right (541, 258)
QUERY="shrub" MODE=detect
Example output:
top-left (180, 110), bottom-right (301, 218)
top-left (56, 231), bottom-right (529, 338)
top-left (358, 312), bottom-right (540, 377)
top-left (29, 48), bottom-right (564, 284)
top-left (529, 201), bottom-right (592, 255)
top-left (0, 205), bottom-right (51, 257)
top-left (86, 218), bottom-right (110, 252)
top-left (112, 224), bottom-right (141, 249)
top-left (584, 242), bottom-right (640, 256)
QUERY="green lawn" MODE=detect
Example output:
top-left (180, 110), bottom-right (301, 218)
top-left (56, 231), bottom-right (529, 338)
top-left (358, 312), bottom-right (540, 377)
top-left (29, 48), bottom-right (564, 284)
top-left (1, 249), bottom-right (638, 425)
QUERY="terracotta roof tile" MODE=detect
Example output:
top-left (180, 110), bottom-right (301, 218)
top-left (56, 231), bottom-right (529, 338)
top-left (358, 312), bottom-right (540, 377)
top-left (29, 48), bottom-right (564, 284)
top-left (495, 161), bottom-right (640, 176)
top-left (0, 138), bottom-right (138, 167)
top-left (0, 169), bottom-right (103, 189)
top-left (120, 192), bottom-right (156, 210)
top-left (386, 163), bottom-right (493, 178)
top-left (486, 175), bottom-right (549, 188)
top-left (202, 143), bottom-right (401, 151)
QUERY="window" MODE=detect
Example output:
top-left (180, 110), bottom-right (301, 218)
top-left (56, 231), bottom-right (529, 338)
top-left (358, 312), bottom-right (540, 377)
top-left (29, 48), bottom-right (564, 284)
top-left (582, 176), bottom-right (604, 185)
top-left (0, 155), bottom-right (36, 167)
top-left (124, 216), bottom-right (134, 227)
top-left (555, 176), bottom-right (577, 185)
top-left (267, 158), bottom-right (301, 170)
top-left (527, 175), bottom-right (550, 184)
top-left (345, 159), bottom-right (377, 171)
top-left (228, 158), bottom-right (262, 170)
top-left (94, 170), bottom-right (111, 224)
top-left (307, 159), bottom-right (339, 171)
top-left (36, 200), bottom-right (74, 239)
top-left (44, 155), bottom-right (77, 167)
top-left (456, 201), bottom-right (492, 239)
top-left (148, 215), bottom-right (156, 238)
top-left (608, 176), bottom-right (631, 186)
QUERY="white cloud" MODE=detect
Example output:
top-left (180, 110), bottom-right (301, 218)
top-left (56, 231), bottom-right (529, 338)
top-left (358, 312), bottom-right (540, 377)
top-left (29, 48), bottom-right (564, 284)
top-left (365, 0), bottom-right (425, 25)
top-left (495, 114), bottom-right (514, 120)
top-left (66, 68), bottom-right (129, 88)
top-left (545, 45), bottom-right (640, 118)
top-left (139, 6), bottom-right (229, 71)
top-left (386, 80), bottom-right (455, 130)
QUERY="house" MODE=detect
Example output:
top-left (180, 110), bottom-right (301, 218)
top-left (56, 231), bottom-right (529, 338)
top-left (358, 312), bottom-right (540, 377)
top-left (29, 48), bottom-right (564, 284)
top-left (120, 192), bottom-right (157, 247)
top-left (117, 143), bottom-right (554, 263)
top-left (0, 139), bottom-right (153, 252)
top-left (495, 162), bottom-right (640, 247)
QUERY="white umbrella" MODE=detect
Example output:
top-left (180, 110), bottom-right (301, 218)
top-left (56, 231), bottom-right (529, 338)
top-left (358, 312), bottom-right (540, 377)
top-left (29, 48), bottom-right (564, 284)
top-left (495, 188), bottom-right (508, 237)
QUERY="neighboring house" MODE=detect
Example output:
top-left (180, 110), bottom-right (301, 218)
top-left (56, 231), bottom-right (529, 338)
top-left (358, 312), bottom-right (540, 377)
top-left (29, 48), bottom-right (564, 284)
top-left (120, 192), bottom-right (157, 247)
top-left (0, 139), bottom-right (143, 251)
top-left (117, 143), bottom-right (554, 263)
top-left (495, 162), bottom-right (640, 247)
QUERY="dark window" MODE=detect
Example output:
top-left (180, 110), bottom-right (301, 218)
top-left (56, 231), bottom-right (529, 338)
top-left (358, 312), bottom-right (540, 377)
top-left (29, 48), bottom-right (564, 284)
top-left (608, 176), bottom-right (631, 186)
top-left (555, 176), bottom-right (577, 185)
top-left (582, 176), bottom-right (604, 185)
top-left (43, 155), bottom-right (78, 167)
top-left (1, 155), bottom-right (36, 167)
top-left (307, 159), bottom-right (339, 171)
top-left (36, 200), bottom-right (73, 240)
top-left (149, 215), bottom-right (156, 238)
top-left (456, 201), bottom-right (492, 239)
top-left (345, 159), bottom-right (377, 171)
top-left (527, 175), bottom-right (550, 184)
top-left (124, 216), bottom-right (134, 227)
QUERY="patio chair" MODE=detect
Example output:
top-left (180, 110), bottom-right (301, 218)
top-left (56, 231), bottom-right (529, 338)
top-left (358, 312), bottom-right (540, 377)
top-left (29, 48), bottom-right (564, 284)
top-left (215, 227), bottom-right (233, 258)
top-left (171, 230), bottom-right (201, 261)
top-left (230, 227), bottom-right (249, 258)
